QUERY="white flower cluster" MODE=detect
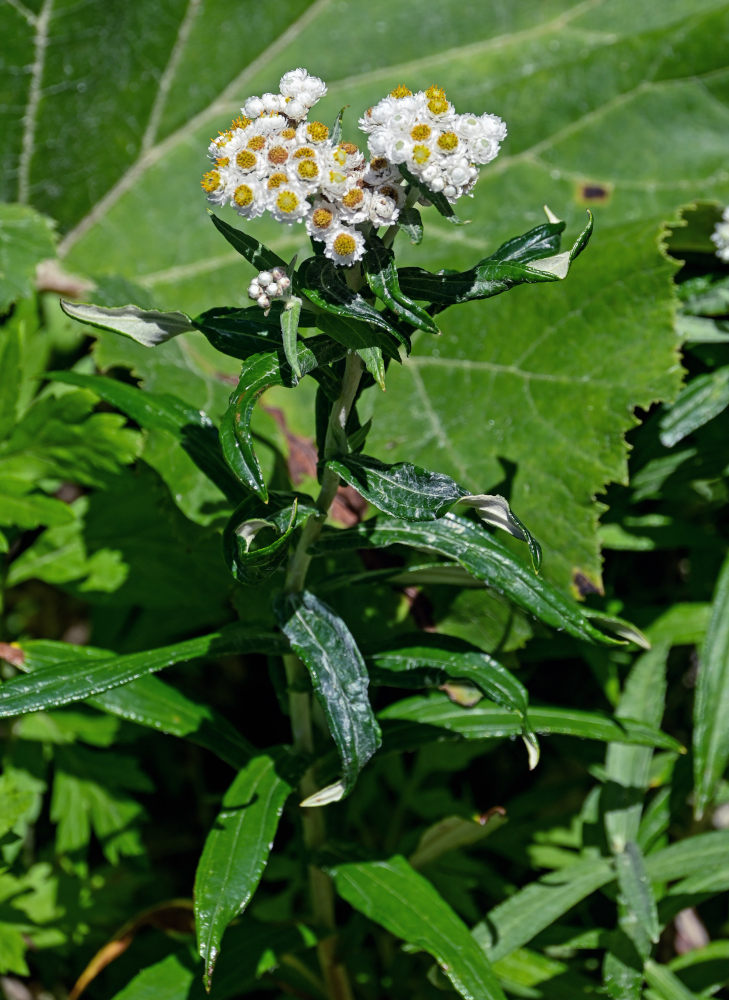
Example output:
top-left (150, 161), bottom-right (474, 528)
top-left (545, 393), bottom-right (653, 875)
top-left (248, 267), bottom-right (291, 310)
top-left (711, 206), bottom-right (729, 263)
top-left (359, 84), bottom-right (506, 204)
top-left (203, 69), bottom-right (406, 266)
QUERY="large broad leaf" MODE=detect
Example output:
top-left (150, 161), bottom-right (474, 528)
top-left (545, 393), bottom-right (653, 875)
top-left (26, 4), bottom-right (727, 590)
top-left (329, 855), bottom-right (507, 1000)
top-left (0, 625), bottom-right (285, 718)
top-left (194, 749), bottom-right (299, 989)
top-left (275, 591), bottom-right (381, 802)
top-left (0, 203), bottom-right (56, 311)
top-left (693, 550), bottom-right (729, 818)
top-left (316, 513), bottom-right (626, 645)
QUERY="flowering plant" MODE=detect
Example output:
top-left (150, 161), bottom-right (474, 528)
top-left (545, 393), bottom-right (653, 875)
top-left (29, 68), bottom-right (649, 999)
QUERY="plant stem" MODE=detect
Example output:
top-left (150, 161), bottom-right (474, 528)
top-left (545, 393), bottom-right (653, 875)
top-left (283, 348), bottom-right (365, 1000)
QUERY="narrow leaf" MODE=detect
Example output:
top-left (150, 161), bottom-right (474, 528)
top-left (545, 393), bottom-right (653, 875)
top-left (659, 367), bottom-right (729, 447)
top-left (473, 856), bottom-right (615, 961)
top-left (615, 841), bottom-right (660, 945)
top-left (223, 493), bottom-right (317, 585)
top-left (363, 236), bottom-right (440, 334)
top-left (60, 300), bottom-right (193, 346)
top-left (327, 454), bottom-right (465, 519)
top-left (644, 960), bottom-right (701, 1000)
top-left (280, 296), bottom-right (303, 380)
top-left (0, 626), bottom-right (285, 718)
top-left (195, 749), bottom-right (299, 989)
top-left (209, 213), bottom-right (287, 271)
top-left (316, 513), bottom-right (627, 646)
top-left (275, 591), bottom-right (381, 800)
top-left (458, 494), bottom-right (542, 571)
top-left (329, 855), bottom-right (507, 1000)
top-left (693, 549), bottom-right (729, 818)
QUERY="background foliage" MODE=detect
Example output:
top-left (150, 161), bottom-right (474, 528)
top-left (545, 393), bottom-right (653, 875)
top-left (1, 1), bottom-right (729, 998)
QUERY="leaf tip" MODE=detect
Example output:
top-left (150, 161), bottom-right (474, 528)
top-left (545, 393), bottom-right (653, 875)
top-left (300, 780), bottom-right (346, 807)
top-left (543, 204), bottom-right (561, 224)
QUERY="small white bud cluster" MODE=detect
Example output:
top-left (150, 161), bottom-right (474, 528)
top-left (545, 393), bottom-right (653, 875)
top-left (711, 206), bottom-right (729, 263)
top-left (248, 267), bottom-right (291, 310)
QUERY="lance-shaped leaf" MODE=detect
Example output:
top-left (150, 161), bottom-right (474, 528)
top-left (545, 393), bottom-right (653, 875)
top-left (60, 300), bottom-right (194, 347)
top-left (195, 748), bottom-right (300, 989)
top-left (457, 494), bottom-right (542, 571)
top-left (298, 255), bottom-right (409, 352)
top-left (0, 625), bottom-right (285, 719)
top-left (209, 213), bottom-right (287, 272)
top-left (220, 339), bottom-right (342, 500)
top-left (192, 305), bottom-right (285, 360)
top-left (329, 855), bottom-right (507, 1000)
top-left (659, 367), bottom-right (729, 447)
top-left (397, 205), bottom-right (424, 245)
top-left (644, 960), bottom-right (701, 1000)
top-left (223, 493), bottom-right (317, 585)
top-left (327, 454), bottom-right (466, 520)
top-left (379, 693), bottom-right (683, 757)
top-left (397, 214), bottom-right (591, 309)
top-left (49, 370), bottom-right (240, 502)
top-left (4, 640), bottom-right (254, 770)
top-left (275, 591), bottom-right (381, 803)
top-left (473, 855), bottom-right (615, 961)
top-left (280, 296), bottom-right (303, 380)
top-left (615, 841), bottom-right (660, 947)
top-left (367, 634), bottom-right (538, 768)
top-left (693, 549), bottom-right (729, 818)
top-left (316, 513), bottom-right (625, 646)
top-left (363, 236), bottom-right (440, 335)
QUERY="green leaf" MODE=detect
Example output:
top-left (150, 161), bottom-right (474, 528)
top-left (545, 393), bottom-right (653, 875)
top-left (298, 255), bottom-right (409, 353)
top-left (0, 625), bottom-right (285, 719)
top-left (367, 635), bottom-right (537, 766)
top-left (379, 693), bottom-right (683, 755)
top-left (192, 305), bottom-right (287, 360)
top-left (194, 749), bottom-right (298, 989)
top-left (280, 296), bottom-right (303, 379)
top-left (326, 454), bottom-right (466, 519)
top-left (209, 213), bottom-right (287, 272)
top-left (48, 370), bottom-right (241, 503)
top-left (363, 236), bottom-right (440, 334)
top-left (60, 300), bottom-right (194, 346)
top-left (614, 841), bottom-right (660, 946)
top-left (275, 591), bottom-right (381, 802)
top-left (693, 550), bottom-right (729, 818)
top-left (316, 513), bottom-right (626, 645)
top-left (644, 960), bottom-right (701, 1000)
top-left (329, 855), bottom-right (507, 1000)
top-left (659, 367), bottom-right (729, 447)
top-left (0, 484), bottom-right (74, 530)
top-left (0, 203), bottom-right (56, 312)
top-left (0, 321), bottom-right (21, 441)
top-left (603, 644), bottom-right (670, 853)
top-left (8, 640), bottom-right (254, 769)
top-left (473, 855), bottom-right (615, 961)
top-left (223, 493), bottom-right (316, 585)
top-left (644, 832), bottom-right (729, 882)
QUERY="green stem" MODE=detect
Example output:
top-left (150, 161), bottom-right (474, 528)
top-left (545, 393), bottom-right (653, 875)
top-left (283, 347), bottom-right (365, 1000)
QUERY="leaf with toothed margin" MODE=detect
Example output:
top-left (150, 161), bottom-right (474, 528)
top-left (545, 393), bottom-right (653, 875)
top-left (194, 748), bottom-right (302, 991)
top-left (363, 235), bottom-right (440, 334)
top-left (275, 591), bottom-right (381, 803)
top-left (60, 300), bottom-right (194, 346)
top-left (315, 513), bottom-right (630, 646)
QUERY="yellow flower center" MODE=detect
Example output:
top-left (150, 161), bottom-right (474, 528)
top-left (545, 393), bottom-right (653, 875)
top-left (339, 142), bottom-right (359, 155)
top-left (268, 145), bottom-right (289, 164)
top-left (370, 157), bottom-right (389, 172)
top-left (307, 121), bottom-right (329, 142)
top-left (437, 131), bottom-right (459, 151)
top-left (410, 123), bottom-right (431, 141)
top-left (294, 146), bottom-right (316, 159)
top-left (425, 85), bottom-right (446, 100)
top-left (312, 207), bottom-right (334, 230)
top-left (236, 150), bottom-right (257, 169)
top-left (276, 190), bottom-right (300, 213)
top-left (379, 184), bottom-right (398, 201)
top-left (201, 170), bottom-right (221, 192)
top-left (412, 144), bottom-right (431, 165)
top-left (297, 160), bottom-right (319, 180)
top-left (281, 127), bottom-right (297, 139)
top-left (247, 135), bottom-right (266, 151)
top-left (342, 188), bottom-right (364, 208)
top-left (333, 233), bottom-right (357, 256)
top-left (390, 84), bottom-right (413, 98)
top-left (215, 156), bottom-right (229, 167)
top-left (267, 172), bottom-right (288, 189)
top-left (427, 97), bottom-right (449, 116)
top-left (328, 169), bottom-right (347, 186)
top-left (234, 184), bottom-right (254, 206)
